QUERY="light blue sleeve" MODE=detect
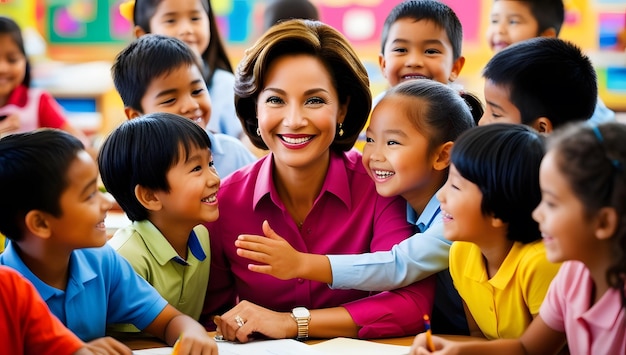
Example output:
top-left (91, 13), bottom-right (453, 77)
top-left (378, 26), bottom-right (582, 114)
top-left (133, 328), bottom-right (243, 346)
top-left (588, 97), bottom-right (615, 124)
top-left (328, 217), bottom-right (450, 291)
top-left (207, 69), bottom-right (243, 138)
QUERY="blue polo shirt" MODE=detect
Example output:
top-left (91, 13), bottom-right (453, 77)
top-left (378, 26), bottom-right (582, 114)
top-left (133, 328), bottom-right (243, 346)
top-left (0, 243), bottom-right (167, 341)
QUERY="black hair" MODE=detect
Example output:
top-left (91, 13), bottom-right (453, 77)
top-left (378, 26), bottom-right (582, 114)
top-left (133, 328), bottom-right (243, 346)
top-left (98, 112), bottom-right (211, 222)
top-left (235, 19), bottom-right (371, 153)
top-left (385, 80), bottom-right (476, 156)
top-left (380, 0), bottom-right (463, 60)
top-left (132, 0), bottom-right (233, 85)
top-left (452, 123), bottom-right (545, 243)
top-left (0, 129), bottom-right (84, 241)
top-left (548, 122), bottom-right (626, 308)
top-left (263, 0), bottom-right (319, 31)
top-left (483, 37), bottom-right (597, 128)
top-left (0, 16), bottom-right (30, 87)
top-left (495, 0), bottom-right (564, 36)
top-left (111, 34), bottom-right (202, 112)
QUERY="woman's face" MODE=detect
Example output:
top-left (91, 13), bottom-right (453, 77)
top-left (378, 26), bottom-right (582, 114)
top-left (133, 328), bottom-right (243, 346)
top-left (256, 54), bottom-right (347, 169)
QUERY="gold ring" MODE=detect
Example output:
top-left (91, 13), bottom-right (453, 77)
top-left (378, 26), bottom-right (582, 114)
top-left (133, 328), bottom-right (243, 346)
top-left (235, 315), bottom-right (245, 328)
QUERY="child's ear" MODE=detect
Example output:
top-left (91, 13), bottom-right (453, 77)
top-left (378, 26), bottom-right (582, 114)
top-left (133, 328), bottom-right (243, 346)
top-left (490, 216), bottom-right (505, 229)
top-left (134, 185), bottom-right (163, 211)
top-left (24, 210), bottom-right (52, 239)
top-left (134, 25), bottom-right (147, 39)
top-left (432, 141), bottom-right (454, 171)
top-left (532, 117), bottom-right (553, 134)
top-left (449, 56), bottom-right (465, 82)
top-left (539, 27), bottom-right (557, 38)
top-left (594, 207), bottom-right (618, 240)
top-left (124, 107), bottom-right (143, 120)
top-left (378, 53), bottom-right (387, 78)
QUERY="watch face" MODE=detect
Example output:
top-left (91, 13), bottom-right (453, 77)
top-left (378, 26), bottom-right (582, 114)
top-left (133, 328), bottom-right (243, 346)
top-left (293, 307), bottom-right (310, 318)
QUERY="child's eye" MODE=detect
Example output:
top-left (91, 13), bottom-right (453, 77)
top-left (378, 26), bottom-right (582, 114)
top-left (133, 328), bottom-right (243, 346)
top-left (451, 184), bottom-right (460, 191)
top-left (191, 165), bottom-right (202, 172)
top-left (208, 160), bottom-right (216, 169)
top-left (509, 19), bottom-right (520, 25)
top-left (365, 137), bottom-right (374, 143)
top-left (386, 140), bottom-right (400, 146)
top-left (160, 98), bottom-right (176, 105)
top-left (192, 88), bottom-right (205, 96)
top-left (266, 96), bottom-right (283, 105)
top-left (305, 97), bottom-right (325, 105)
top-left (425, 48), bottom-right (441, 55)
top-left (191, 16), bottom-right (202, 21)
top-left (391, 47), bottom-right (408, 54)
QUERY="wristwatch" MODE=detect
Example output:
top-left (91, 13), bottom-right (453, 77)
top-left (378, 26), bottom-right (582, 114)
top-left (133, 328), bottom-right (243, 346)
top-left (291, 306), bottom-right (311, 340)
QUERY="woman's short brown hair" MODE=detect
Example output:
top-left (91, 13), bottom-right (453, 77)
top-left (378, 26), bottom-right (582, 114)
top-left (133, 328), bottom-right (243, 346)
top-left (234, 19), bottom-right (371, 152)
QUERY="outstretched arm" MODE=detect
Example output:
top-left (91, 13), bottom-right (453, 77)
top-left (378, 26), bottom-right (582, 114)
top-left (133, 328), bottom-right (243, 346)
top-left (235, 220), bottom-right (334, 283)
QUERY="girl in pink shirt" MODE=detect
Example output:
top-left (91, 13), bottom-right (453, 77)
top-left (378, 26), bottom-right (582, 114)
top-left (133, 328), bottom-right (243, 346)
top-left (410, 121), bottom-right (626, 355)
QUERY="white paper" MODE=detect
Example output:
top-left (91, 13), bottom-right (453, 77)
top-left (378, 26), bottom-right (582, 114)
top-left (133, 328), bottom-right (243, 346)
top-left (133, 338), bottom-right (325, 355)
top-left (311, 337), bottom-right (410, 355)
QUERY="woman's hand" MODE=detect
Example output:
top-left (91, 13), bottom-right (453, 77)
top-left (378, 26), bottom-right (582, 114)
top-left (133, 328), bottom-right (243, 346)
top-left (410, 333), bottom-right (458, 355)
top-left (235, 220), bottom-right (304, 280)
top-left (214, 300), bottom-right (296, 343)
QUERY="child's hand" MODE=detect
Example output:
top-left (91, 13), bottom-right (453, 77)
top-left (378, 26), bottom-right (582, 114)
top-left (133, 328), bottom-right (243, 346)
top-left (170, 330), bottom-right (218, 355)
top-left (235, 220), bottom-right (304, 280)
top-left (410, 333), bottom-right (455, 355)
top-left (85, 336), bottom-right (132, 354)
top-left (0, 113), bottom-right (20, 135)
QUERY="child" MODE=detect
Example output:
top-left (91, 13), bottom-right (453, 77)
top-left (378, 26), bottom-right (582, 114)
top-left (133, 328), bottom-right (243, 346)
top-left (111, 34), bottom-right (256, 177)
top-left (374, 1), bottom-right (468, 109)
top-left (485, 0), bottom-right (614, 124)
top-left (480, 37), bottom-right (597, 133)
top-left (235, 79), bottom-right (478, 335)
top-left (0, 265), bottom-right (92, 355)
top-left (0, 129), bottom-right (217, 354)
top-left (411, 122), bottom-right (626, 354)
top-left (119, 0), bottom-right (242, 139)
top-left (0, 17), bottom-right (90, 147)
top-left (102, 113), bottom-right (219, 324)
top-left (263, 0), bottom-right (319, 31)
top-left (433, 124), bottom-right (561, 340)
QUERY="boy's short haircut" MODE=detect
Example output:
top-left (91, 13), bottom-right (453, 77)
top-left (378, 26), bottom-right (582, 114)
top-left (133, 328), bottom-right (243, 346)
top-left (0, 130), bottom-right (84, 241)
top-left (98, 112), bottom-right (212, 222)
top-left (501, 0), bottom-right (564, 36)
top-left (380, 0), bottom-right (463, 60)
top-left (111, 34), bottom-right (202, 113)
top-left (452, 123), bottom-right (545, 244)
top-left (483, 37), bottom-right (597, 128)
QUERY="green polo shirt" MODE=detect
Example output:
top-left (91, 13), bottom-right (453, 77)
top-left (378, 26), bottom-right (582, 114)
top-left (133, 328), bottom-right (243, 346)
top-left (108, 220), bottom-right (211, 322)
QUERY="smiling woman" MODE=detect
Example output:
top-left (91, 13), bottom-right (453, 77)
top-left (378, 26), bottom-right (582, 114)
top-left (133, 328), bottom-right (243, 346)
top-left (203, 19), bottom-right (434, 342)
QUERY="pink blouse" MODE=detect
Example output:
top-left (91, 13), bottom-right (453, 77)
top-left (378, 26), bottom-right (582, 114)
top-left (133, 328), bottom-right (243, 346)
top-left (202, 150), bottom-right (436, 338)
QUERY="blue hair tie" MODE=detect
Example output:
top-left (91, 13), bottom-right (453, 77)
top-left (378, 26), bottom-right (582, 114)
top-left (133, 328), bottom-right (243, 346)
top-left (591, 124), bottom-right (623, 171)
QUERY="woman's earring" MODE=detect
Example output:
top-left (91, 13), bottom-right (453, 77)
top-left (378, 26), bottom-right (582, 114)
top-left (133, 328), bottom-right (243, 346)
top-left (256, 127), bottom-right (261, 136)
top-left (337, 123), bottom-right (344, 137)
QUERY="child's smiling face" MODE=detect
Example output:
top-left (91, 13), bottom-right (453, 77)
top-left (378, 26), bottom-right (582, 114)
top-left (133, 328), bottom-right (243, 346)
top-left (379, 18), bottom-right (464, 87)
top-left (0, 34), bottom-right (26, 104)
top-left (47, 151), bottom-right (113, 249)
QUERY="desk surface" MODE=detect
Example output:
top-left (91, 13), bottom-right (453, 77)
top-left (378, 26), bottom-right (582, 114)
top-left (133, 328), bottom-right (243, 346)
top-left (120, 331), bottom-right (477, 350)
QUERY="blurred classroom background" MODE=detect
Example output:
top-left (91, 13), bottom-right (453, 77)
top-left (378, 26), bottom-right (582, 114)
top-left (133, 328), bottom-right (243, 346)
top-left (1, 0), bottom-right (625, 141)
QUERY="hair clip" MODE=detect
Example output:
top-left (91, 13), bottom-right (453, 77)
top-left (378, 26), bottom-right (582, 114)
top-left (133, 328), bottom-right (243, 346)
top-left (590, 124), bottom-right (623, 172)
top-left (119, 0), bottom-right (135, 22)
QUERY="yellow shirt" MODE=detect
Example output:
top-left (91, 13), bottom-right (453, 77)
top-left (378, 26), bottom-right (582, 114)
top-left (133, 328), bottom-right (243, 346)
top-left (0, 233), bottom-right (5, 253)
top-left (449, 240), bottom-right (560, 339)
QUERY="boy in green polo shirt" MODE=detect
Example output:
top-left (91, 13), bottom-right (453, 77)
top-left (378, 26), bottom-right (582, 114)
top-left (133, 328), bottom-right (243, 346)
top-left (101, 113), bottom-right (220, 327)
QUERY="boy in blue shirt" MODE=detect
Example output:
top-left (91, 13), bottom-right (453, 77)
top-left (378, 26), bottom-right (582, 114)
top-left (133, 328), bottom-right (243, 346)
top-left (111, 34), bottom-right (256, 178)
top-left (0, 129), bottom-right (217, 354)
